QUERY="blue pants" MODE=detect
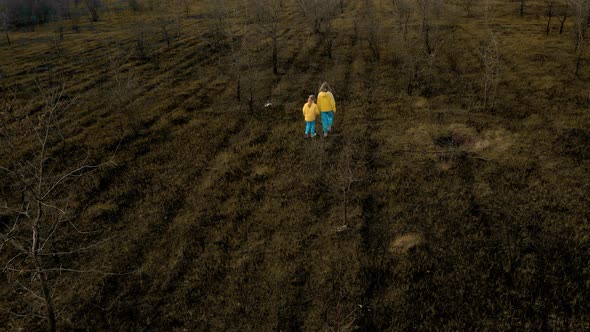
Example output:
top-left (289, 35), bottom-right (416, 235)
top-left (305, 121), bottom-right (316, 135)
top-left (321, 111), bottom-right (334, 133)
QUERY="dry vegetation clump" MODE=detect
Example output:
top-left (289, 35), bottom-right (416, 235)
top-left (1, 0), bottom-right (590, 330)
top-left (389, 233), bottom-right (425, 254)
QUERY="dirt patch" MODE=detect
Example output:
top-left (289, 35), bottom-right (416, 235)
top-left (405, 124), bottom-right (435, 148)
top-left (389, 233), bottom-right (424, 254)
top-left (473, 129), bottom-right (514, 158)
top-left (432, 125), bottom-right (514, 158)
top-left (252, 165), bottom-right (275, 180)
top-left (414, 97), bottom-right (429, 109)
top-left (433, 124), bottom-right (476, 148)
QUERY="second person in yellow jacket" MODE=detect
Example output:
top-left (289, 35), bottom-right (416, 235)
top-left (302, 95), bottom-right (320, 138)
top-left (317, 82), bottom-right (336, 137)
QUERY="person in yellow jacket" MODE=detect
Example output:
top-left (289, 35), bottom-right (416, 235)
top-left (302, 95), bottom-right (320, 138)
top-left (317, 82), bottom-right (336, 137)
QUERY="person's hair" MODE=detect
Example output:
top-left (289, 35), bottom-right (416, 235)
top-left (319, 82), bottom-right (331, 92)
top-left (308, 94), bottom-right (315, 101)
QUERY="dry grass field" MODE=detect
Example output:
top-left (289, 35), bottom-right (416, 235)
top-left (1, 0), bottom-right (589, 330)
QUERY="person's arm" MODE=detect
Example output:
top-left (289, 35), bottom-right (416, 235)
top-left (330, 92), bottom-right (336, 112)
top-left (314, 104), bottom-right (320, 116)
top-left (302, 105), bottom-right (306, 116)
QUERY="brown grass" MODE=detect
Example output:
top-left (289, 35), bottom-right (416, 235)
top-left (1, 0), bottom-right (590, 331)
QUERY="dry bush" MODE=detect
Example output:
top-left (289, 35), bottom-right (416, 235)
top-left (205, 0), bottom-right (229, 50)
top-left (297, 0), bottom-right (339, 36)
top-left (104, 42), bottom-right (144, 129)
top-left (477, 32), bottom-right (499, 111)
top-left (248, 0), bottom-right (283, 75)
top-left (362, 4), bottom-right (382, 60)
top-left (571, 0), bottom-right (590, 76)
top-left (416, 0), bottom-right (446, 54)
top-left (392, 0), bottom-right (414, 40)
top-left (85, 0), bottom-right (101, 22)
top-left (0, 80), bottom-right (116, 332)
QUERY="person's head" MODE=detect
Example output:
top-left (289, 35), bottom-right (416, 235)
top-left (308, 95), bottom-right (315, 104)
top-left (319, 82), bottom-right (330, 92)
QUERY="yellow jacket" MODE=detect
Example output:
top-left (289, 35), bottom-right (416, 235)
top-left (317, 91), bottom-right (336, 112)
top-left (302, 102), bottom-right (320, 121)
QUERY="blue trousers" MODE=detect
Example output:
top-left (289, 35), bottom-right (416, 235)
top-left (305, 121), bottom-right (316, 135)
top-left (321, 111), bottom-right (334, 133)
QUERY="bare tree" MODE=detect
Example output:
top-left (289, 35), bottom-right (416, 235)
top-left (179, 0), bottom-right (192, 16)
top-left (318, 0), bottom-right (339, 58)
top-left (158, 8), bottom-right (183, 49)
top-left (416, 0), bottom-right (444, 55)
top-left (478, 32), bottom-right (499, 111)
top-left (570, 0), bottom-right (590, 76)
top-left (205, 0), bottom-right (229, 51)
top-left (558, 0), bottom-right (569, 34)
top-left (393, 0), bottom-right (413, 41)
top-left (520, 0), bottom-right (526, 16)
top-left (207, 0), bottom-right (262, 110)
top-left (0, 81), bottom-right (115, 332)
top-left (71, 8), bottom-right (81, 32)
top-left (363, 6), bottom-right (382, 60)
top-left (546, 0), bottom-right (554, 35)
top-left (215, 14), bottom-right (262, 112)
top-left (85, 0), bottom-right (101, 22)
top-left (297, 0), bottom-right (338, 34)
top-left (103, 42), bottom-right (144, 129)
top-left (238, 34), bottom-right (263, 112)
top-left (53, 25), bottom-right (64, 57)
top-left (0, 4), bottom-right (11, 45)
top-left (297, 0), bottom-right (339, 57)
top-left (250, 0), bottom-right (283, 75)
top-left (461, 0), bottom-right (475, 16)
top-left (208, 0), bottom-right (246, 105)
top-left (330, 145), bottom-right (369, 226)
top-left (401, 37), bottom-right (423, 96)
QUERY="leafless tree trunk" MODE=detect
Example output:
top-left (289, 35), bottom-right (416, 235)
top-left (571, 0), bottom-right (589, 76)
top-left (85, 0), bottom-right (100, 22)
top-left (105, 42), bottom-right (143, 128)
top-left (547, 1), bottom-right (554, 35)
top-left (520, 0), bottom-right (526, 16)
top-left (558, 1), bottom-right (569, 34)
top-left (251, 0), bottom-right (283, 75)
top-left (393, 0), bottom-right (413, 41)
top-left (478, 32), bottom-right (499, 111)
top-left (181, 0), bottom-right (191, 16)
top-left (417, 0), bottom-right (443, 55)
top-left (1, 81), bottom-right (116, 331)
top-left (213, 5), bottom-right (261, 108)
top-left (366, 20), bottom-right (381, 60)
top-left (362, 2), bottom-right (381, 60)
top-left (158, 16), bottom-right (178, 48)
top-left (1, 6), bottom-right (12, 45)
top-left (300, 0), bottom-right (338, 57)
top-left (206, 0), bottom-right (229, 50)
top-left (461, 0), bottom-right (474, 16)
top-left (330, 146), bottom-right (370, 226)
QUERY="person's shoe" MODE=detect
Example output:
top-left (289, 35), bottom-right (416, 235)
top-left (304, 134), bottom-right (309, 139)
top-left (323, 132), bottom-right (328, 138)
top-left (311, 133), bottom-right (317, 138)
